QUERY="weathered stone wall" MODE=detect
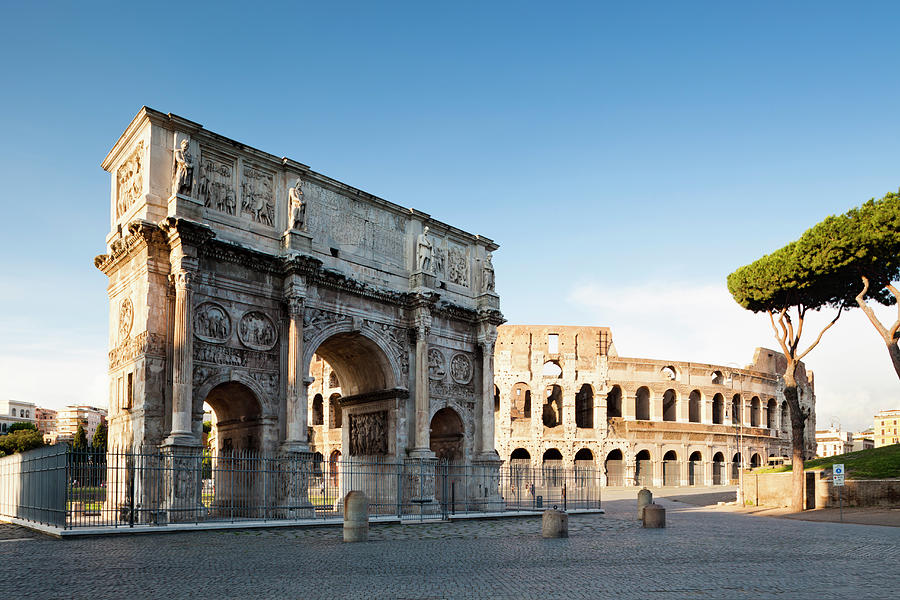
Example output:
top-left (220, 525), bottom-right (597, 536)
top-left (494, 325), bottom-right (812, 487)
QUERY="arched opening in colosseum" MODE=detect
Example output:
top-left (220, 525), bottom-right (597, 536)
top-left (508, 448), bottom-right (531, 499)
top-left (731, 452), bottom-right (742, 483)
top-left (712, 393), bottom-right (724, 424)
top-left (542, 360), bottom-right (562, 378)
top-left (510, 448), bottom-right (530, 465)
top-left (329, 393), bottom-right (342, 428)
top-left (635, 449), bottom-right (652, 486)
top-left (780, 401), bottom-right (789, 433)
top-left (328, 370), bottom-right (340, 389)
top-left (731, 394), bottom-right (741, 425)
top-left (605, 449), bottom-right (624, 486)
top-left (689, 390), bottom-right (701, 423)
top-left (712, 452), bottom-right (725, 485)
top-left (542, 448), bottom-right (563, 487)
top-left (329, 449), bottom-right (341, 486)
top-left (606, 385), bottom-right (622, 419)
top-left (312, 394), bottom-right (324, 426)
top-left (312, 451), bottom-right (324, 478)
top-left (766, 398), bottom-right (777, 429)
top-left (575, 384), bottom-right (593, 428)
top-left (750, 396), bottom-right (761, 427)
top-left (663, 450), bottom-right (679, 486)
top-left (430, 407), bottom-right (464, 462)
top-left (688, 451), bottom-right (702, 486)
top-left (663, 389), bottom-right (677, 422)
top-left (711, 370), bottom-right (725, 385)
top-left (510, 383), bottom-right (531, 421)
top-left (661, 365), bottom-right (677, 380)
top-left (493, 385), bottom-right (500, 416)
top-left (750, 453), bottom-right (761, 469)
top-left (574, 448), bottom-right (594, 489)
top-left (543, 385), bottom-right (563, 428)
top-left (635, 387), bottom-right (650, 421)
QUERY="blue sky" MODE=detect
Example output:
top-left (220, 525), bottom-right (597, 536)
top-left (1, 1), bottom-right (898, 431)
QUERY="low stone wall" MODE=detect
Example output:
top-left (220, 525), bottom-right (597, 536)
top-left (815, 477), bottom-right (900, 508)
top-left (743, 470), bottom-right (900, 509)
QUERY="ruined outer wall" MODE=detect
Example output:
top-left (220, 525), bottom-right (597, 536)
top-left (493, 325), bottom-right (816, 486)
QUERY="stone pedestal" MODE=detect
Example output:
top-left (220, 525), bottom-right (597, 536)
top-left (276, 450), bottom-right (315, 519)
top-left (160, 443), bottom-right (203, 523)
top-left (542, 508), bottom-right (569, 538)
top-left (642, 503), bottom-right (666, 528)
top-left (410, 270), bottom-right (436, 290)
top-left (473, 457), bottom-right (503, 511)
top-left (403, 457), bottom-right (439, 515)
top-left (282, 229), bottom-right (313, 253)
top-left (343, 491), bottom-right (369, 542)
top-left (167, 193), bottom-right (205, 220)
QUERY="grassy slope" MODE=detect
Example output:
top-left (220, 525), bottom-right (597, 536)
top-left (754, 444), bottom-right (900, 479)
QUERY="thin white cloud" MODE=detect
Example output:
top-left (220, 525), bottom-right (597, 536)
top-left (568, 279), bottom-right (900, 432)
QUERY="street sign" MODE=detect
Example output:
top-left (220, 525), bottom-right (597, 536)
top-left (833, 463), bottom-right (845, 486)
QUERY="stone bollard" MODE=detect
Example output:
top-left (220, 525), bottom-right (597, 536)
top-left (642, 503), bottom-right (665, 528)
top-left (343, 491), bottom-right (369, 542)
top-left (637, 487), bottom-right (653, 520)
top-left (542, 508), bottom-right (568, 538)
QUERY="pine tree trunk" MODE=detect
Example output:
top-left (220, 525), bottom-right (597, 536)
top-left (888, 342), bottom-right (900, 380)
top-left (783, 365), bottom-right (805, 512)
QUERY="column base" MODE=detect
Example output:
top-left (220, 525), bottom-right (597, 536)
top-left (410, 271), bottom-right (437, 290)
top-left (275, 449), bottom-right (315, 519)
top-left (473, 457), bottom-right (503, 511)
top-left (403, 457), bottom-right (439, 515)
top-left (159, 444), bottom-right (204, 523)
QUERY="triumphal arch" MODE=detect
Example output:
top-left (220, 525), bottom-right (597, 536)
top-left (95, 107), bottom-right (503, 518)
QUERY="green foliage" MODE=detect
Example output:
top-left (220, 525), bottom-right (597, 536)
top-left (756, 444), bottom-right (900, 479)
top-left (91, 423), bottom-right (107, 451)
top-left (728, 191), bottom-right (900, 312)
top-left (203, 420), bottom-right (212, 434)
top-left (6, 422), bottom-right (37, 434)
top-left (73, 424), bottom-right (88, 451)
top-left (0, 429), bottom-right (45, 456)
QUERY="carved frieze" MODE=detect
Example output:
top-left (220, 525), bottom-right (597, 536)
top-left (238, 311), bottom-right (277, 351)
top-left (118, 298), bottom-right (134, 342)
top-left (109, 332), bottom-right (166, 370)
top-left (302, 308), bottom-right (351, 344)
top-left (449, 353), bottom-right (473, 384)
top-left (194, 340), bottom-right (278, 371)
top-left (250, 371), bottom-right (279, 397)
top-left (447, 244), bottom-right (469, 287)
top-left (194, 302), bottom-right (231, 343)
top-left (429, 379), bottom-right (476, 400)
top-left (193, 365), bottom-right (215, 389)
top-left (349, 411), bottom-right (388, 456)
top-left (116, 141), bottom-right (144, 218)
top-left (197, 151), bottom-right (236, 216)
top-left (364, 319), bottom-right (409, 378)
top-left (241, 164), bottom-right (275, 226)
top-left (428, 348), bottom-right (446, 380)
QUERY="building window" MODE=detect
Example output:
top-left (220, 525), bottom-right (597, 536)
top-left (126, 372), bottom-right (134, 410)
top-left (548, 334), bottom-right (559, 354)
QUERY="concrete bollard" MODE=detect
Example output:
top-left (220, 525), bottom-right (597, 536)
top-left (642, 503), bottom-right (666, 528)
top-left (542, 508), bottom-right (568, 538)
top-left (343, 491), bottom-right (369, 542)
top-left (637, 487), bottom-right (653, 520)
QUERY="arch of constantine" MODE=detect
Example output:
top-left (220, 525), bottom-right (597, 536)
top-left (95, 108), bottom-right (503, 518)
top-left (492, 325), bottom-right (816, 487)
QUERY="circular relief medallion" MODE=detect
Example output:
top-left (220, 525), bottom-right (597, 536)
top-left (194, 302), bottom-right (231, 343)
top-left (238, 310), bottom-right (278, 351)
top-left (428, 348), bottom-right (446, 380)
top-left (450, 353), bottom-right (473, 384)
top-left (118, 298), bottom-right (134, 341)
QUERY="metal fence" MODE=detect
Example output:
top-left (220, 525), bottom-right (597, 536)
top-left (1, 446), bottom-right (603, 531)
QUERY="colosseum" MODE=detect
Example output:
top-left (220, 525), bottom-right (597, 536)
top-left (491, 325), bottom-right (816, 488)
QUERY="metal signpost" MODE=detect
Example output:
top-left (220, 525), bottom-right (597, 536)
top-left (833, 463), bottom-right (845, 521)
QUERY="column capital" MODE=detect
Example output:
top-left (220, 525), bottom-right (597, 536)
top-left (169, 269), bottom-right (196, 291)
top-left (285, 295), bottom-right (304, 317)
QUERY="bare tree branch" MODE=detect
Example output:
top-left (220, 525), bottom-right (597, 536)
top-left (886, 283), bottom-right (900, 343)
top-left (797, 305), bottom-right (844, 362)
top-left (769, 309), bottom-right (790, 357)
top-left (855, 276), bottom-right (889, 341)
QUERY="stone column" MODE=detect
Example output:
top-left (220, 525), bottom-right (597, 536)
top-left (477, 331), bottom-right (499, 459)
top-left (623, 391), bottom-right (636, 420)
top-left (282, 286), bottom-right (309, 452)
top-left (166, 269), bottom-right (198, 445)
top-left (278, 277), bottom-right (313, 518)
top-left (410, 306), bottom-right (433, 457)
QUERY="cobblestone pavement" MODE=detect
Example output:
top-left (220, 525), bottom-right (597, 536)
top-left (2, 497), bottom-right (898, 599)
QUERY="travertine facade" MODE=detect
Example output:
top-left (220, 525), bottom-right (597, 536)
top-left (95, 107), bottom-right (503, 516)
top-left (493, 325), bottom-right (815, 487)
